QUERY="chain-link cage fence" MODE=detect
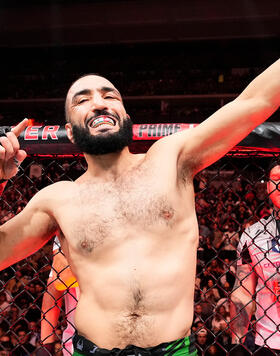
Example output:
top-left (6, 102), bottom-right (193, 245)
top-left (0, 148), bottom-right (280, 355)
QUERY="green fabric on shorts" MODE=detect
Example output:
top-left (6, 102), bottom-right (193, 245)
top-left (73, 351), bottom-right (83, 356)
top-left (164, 336), bottom-right (198, 356)
top-left (72, 334), bottom-right (197, 356)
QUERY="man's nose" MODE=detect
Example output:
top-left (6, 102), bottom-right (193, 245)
top-left (90, 95), bottom-right (107, 111)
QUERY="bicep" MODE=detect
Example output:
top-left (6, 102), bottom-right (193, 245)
top-left (0, 193), bottom-right (57, 270)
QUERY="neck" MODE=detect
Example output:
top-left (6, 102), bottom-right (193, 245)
top-left (83, 146), bottom-right (138, 180)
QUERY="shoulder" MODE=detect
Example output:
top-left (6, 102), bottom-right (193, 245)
top-left (146, 129), bottom-right (197, 175)
top-left (241, 217), bottom-right (270, 240)
top-left (27, 181), bottom-right (77, 211)
top-left (43, 180), bottom-right (76, 192)
top-left (146, 128), bottom-right (194, 156)
top-left (33, 180), bottom-right (76, 198)
top-left (238, 216), bottom-right (272, 254)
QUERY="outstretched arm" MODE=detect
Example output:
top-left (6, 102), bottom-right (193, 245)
top-left (155, 58), bottom-right (280, 175)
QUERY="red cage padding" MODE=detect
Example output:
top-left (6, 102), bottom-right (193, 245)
top-left (0, 122), bottom-right (277, 155)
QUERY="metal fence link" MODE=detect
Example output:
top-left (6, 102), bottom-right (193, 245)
top-left (0, 152), bottom-right (280, 355)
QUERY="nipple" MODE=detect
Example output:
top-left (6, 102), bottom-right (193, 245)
top-left (161, 209), bottom-right (174, 220)
top-left (80, 239), bottom-right (94, 253)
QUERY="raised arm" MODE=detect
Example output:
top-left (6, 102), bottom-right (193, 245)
top-left (0, 119), bottom-right (57, 271)
top-left (157, 58), bottom-right (280, 175)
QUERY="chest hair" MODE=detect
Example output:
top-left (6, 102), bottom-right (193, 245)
top-left (72, 166), bottom-right (176, 253)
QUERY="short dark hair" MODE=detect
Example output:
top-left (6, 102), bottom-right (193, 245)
top-left (64, 73), bottom-right (106, 123)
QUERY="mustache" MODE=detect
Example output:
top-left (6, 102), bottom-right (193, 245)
top-left (85, 110), bottom-right (120, 126)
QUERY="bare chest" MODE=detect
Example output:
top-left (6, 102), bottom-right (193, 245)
top-left (63, 170), bottom-right (178, 253)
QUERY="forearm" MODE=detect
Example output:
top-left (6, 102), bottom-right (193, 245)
top-left (0, 232), bottom-right (50, 271)
top-left (41, 282), bottom-right (63, 344)
top-left (239, 58), bottom-right (280, 108)
top-left (230, 292), bottom-right (254, 343)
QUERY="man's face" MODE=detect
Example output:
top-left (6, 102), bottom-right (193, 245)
top-left (65, 75), bottom-right (133, 155)
top-left (267, 165), bottom-right (280, 209)
top-left (197, 334), bottom-right (207, 345)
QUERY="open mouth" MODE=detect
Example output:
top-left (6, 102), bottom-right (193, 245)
top-left (87, 115), bottom-right (116, 128)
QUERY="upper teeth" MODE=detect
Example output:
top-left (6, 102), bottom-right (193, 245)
top-left (90, 116), bottom-right (115, 128)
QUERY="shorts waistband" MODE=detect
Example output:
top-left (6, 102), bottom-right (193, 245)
top-left (73, 333), bottom-right (197, 356)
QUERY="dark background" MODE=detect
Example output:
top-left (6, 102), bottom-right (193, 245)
top-left (0, 0), bottom-right (279, 126)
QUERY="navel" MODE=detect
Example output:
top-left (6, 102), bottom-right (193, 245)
top-left (128, 312), bottom-right (141, 320)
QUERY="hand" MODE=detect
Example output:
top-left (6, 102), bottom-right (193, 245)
top-left (0, 119), bottom-right (28, 180)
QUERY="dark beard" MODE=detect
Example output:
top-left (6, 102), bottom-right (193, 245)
top-left (71, 116), bottom-right (133, 155)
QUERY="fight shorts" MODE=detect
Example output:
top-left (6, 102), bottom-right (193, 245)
top-left (72, 333), bottom-right (198, 356)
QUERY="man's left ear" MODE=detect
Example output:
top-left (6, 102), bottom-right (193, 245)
top-left (65, 123), bottom-right (74, 143)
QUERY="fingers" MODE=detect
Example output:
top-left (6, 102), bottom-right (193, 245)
top-left (0, 119), bottom-right (31, 179)
top-left (0, 131), bottom-right (27, 179)
top-left (11, 118), bottom-right (29, 137)
top-left (15, 149), bottom-right (27, 164)
top-left (0, 136), bottom-right (15, 161)
top-left (0, 131), bottom-right (22, 159)
top-left (0, 145), bottom-right (5, 161)
top-left (6, 132), bottom-right (20, 152)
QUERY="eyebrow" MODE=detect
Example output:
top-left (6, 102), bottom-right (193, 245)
top-left (72, 86), bottom-right (121, 103)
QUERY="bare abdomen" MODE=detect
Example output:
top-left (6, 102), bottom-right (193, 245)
top-left (74, 244), bottom-right (196, 348)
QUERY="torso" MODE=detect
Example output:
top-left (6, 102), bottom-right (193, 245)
top-left (49, 151), bottom-right (199, 348)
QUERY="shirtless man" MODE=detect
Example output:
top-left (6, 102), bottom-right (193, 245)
top-left (0, 59), bottom-right (280, 356)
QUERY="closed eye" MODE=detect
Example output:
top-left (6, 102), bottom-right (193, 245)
top-left (78, 98), bottom-right (89, 104)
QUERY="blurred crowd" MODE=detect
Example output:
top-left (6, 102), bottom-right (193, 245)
top-left (3, 41), bottom-right (278, 127)
top-left (0, 154), bottom-right (272, 355)
top-left (2, 41), bottom-right (266, 101)
top-left (2, 65), bottom-right (258, 100)
top-left (1, 62), bottom-right (259, 126)
top-left (193, 170), bottom-right (270, 355)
